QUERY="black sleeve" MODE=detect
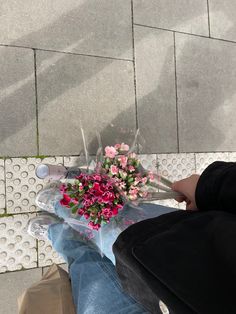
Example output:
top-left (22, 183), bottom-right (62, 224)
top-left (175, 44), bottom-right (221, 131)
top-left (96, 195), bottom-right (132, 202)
top-left (195, 161), bottom-right (236, 213)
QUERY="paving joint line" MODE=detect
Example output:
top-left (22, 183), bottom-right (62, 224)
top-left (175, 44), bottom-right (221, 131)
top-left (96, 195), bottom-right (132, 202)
top-left (0, 43), bottom-right (133, 63)
top-left (131, 0), bottom-right (139, 153)
top-left (1, 151), bottom-right (236, 159)
top-left (173, 32), bottom-right (180, 153)
top-left (206, 0), bottom-right (211, 37)
top-left (33, 49), bottom-right (39, 155)
top-left (134, 23), bottom-right (236, 46)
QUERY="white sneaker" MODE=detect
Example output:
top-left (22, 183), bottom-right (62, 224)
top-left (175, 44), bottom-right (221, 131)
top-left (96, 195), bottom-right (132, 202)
top-left (35, 188), bottom-right (62, 213)
top-left (27, 214), bottom-right (60, 240)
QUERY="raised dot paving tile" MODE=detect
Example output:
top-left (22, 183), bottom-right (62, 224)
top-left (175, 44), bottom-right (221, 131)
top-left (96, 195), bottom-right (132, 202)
top-left (138, 154), bottom-right (157, 172)
top-left (0, 159), bottom-right (5, 214)
top-left (0, 214), bottom-right (37, 273)
top-left (38, 238), bottom-right (65, 267)
top-left (195, 152), bottom-right (229, 174)
top-left (5, 157), bottom-right (63, 214)
top-left (155, 153), bottom-right (195, 209)
top-left (157, 153), bottom-right (196, 182)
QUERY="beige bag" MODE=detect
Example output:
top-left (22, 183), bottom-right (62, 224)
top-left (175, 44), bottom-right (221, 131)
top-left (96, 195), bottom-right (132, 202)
top-left (18, 264), bottom-right (76, 314)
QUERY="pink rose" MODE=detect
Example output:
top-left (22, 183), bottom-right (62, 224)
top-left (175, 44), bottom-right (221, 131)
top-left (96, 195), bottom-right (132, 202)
top-left (110, 165), bottom-right (119, 175)
top-left (105, 146), bottom-right (118, 158)
top-left (120, 143), bottom-right (129, 151)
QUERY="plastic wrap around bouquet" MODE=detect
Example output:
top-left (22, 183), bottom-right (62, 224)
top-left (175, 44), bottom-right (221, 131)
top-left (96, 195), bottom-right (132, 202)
top-left (36, 130), bottom-right (181, 263)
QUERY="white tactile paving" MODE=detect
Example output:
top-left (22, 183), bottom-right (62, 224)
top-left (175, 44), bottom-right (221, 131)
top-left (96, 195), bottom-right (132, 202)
top-left (195, 152), bottom-right (229, 174)
top-left (0, 159), bottom-right (5, 214)
top-left (5, 157), bottom-right (63, 214)
top-left (38, 238), bottom-right (65, 267)
top-left (0, 152), bottom-right (234, 274)
top-left (157, 153), bottom-right (196, 182)
top-left (227, 152), bottom-right (236, 163)
top-left (0, 214), bottom-right (37, 273)
top-left (138, 154), bottom-right (157, 172)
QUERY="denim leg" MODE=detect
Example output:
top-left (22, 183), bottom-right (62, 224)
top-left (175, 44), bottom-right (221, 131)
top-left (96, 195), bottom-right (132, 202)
top-left (48, 223), bottom-right (149, 314)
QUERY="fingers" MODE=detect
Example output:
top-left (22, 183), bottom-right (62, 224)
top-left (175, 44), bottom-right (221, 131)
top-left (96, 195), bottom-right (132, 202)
top-left (175, 196), bottom-right (186, 203)
top-left (172, 178), bottom-right (188, 194)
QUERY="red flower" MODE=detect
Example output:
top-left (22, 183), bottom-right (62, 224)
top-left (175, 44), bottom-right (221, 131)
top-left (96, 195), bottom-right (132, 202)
top-left (60, 194), bottom-right (71, 207)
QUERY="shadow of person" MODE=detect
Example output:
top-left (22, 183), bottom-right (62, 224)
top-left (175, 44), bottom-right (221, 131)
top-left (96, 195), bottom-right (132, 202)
top-left (0, 0), bottom-right (230, 156)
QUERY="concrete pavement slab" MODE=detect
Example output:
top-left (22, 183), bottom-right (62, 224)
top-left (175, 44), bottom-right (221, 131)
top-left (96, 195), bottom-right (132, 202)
top-left (209, 0), bottom-right (236, 42)
top-left (176, 34), bottom-right (236, 152)
top-left (134, 26), bottom-right (178, 153)
top-left (0, 268), bottom-right (42, 314)
top-left (0, 0), bottom-right (132, 59)
top-left (133, 0), bottom-right (209, 36)
top-left (0, 47), bottom-right (37, 156)
top-left (36, 51), bottom-right (136, 155)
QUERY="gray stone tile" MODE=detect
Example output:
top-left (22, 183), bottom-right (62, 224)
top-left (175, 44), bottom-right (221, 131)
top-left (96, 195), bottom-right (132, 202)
top-left (0, 0), bottom-right (132, 59)
top-left (134, 26), bottom-right (178, 153)
top-left (0, 47), bottom-right (37, 156)
top-left (176, 34), bottom-right (236, 152)
top-left (0, 268), bottom-right (42, 314)
top-left (37, 51), bottom-right (136, 155)
top-left (133, 0), bottom-right (209, 36)
top-left (209, 0), bottom-right (236, 42)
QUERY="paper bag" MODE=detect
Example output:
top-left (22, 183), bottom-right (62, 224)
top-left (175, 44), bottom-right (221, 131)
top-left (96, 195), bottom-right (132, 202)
top-left (18, 264), bottom-right (76, 314)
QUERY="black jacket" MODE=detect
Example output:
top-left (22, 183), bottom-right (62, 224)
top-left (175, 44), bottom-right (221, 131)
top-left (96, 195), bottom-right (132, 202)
top-left (113, 162), bottom-right (236, 314)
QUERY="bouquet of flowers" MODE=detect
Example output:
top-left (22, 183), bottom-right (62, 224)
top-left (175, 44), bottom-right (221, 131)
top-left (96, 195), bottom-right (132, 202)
top-left (59, 143), bottom-right (180, 231)
top-left (36, 129), bottom-right (182, 263)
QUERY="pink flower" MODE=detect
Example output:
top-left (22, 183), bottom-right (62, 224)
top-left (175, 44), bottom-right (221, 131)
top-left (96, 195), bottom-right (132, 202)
top-left (110, 165), bottom-right (119, 175)
top-left (120, 143), bottom-right (129, 151)
top-left (149, 172), bottom-right (155, 182)
top-left (102, 191), bottom-right (115, 203)
top-left (128, 166), bottom-right (135, 172)
top-left (129, 153), bottom-right (137, 159)
top-left (112, 204), bottom-right (123, 216)
top-left (134, 176), bottom-right (142, 185)
top-left (60, 184), bottom-right (67, 194)
top-left (102, 208), bottom-right (113, 219)
top-left (142, 177), bottom-right (148, 184)
top-left (130, 188), bottom-right (139, 196)
top-left (88, 221), bottom-right (101, 230)
top-left (105, 146), bottom-right (118, 158)
top-left (114, 144), bottom-right (121, 150)
top-left (84, 213), bottom-right (90, 219)
top-left (119, 155), bottom-right (128, 168)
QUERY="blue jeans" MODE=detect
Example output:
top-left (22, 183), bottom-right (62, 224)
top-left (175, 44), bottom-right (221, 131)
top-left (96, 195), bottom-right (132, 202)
top-left (48, 203), bottom-right (177, 314)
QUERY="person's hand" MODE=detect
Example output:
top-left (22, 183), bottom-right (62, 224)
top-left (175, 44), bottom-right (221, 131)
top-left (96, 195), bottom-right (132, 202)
top-left (172, 175), bottom-right (200, 210)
